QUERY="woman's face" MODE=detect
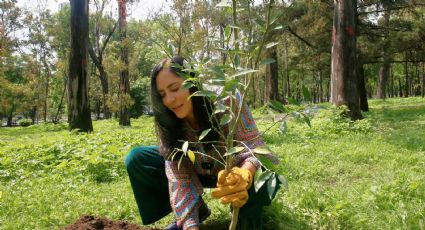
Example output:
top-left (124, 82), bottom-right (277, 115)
top-left (156, 69), bottom-right (195, 122)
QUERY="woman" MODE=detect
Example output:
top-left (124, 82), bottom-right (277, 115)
top-left (125, 56), bottom-right (280, 230)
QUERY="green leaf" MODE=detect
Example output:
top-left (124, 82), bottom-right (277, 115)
top-left (267, 173), bottom-right (277, 200)
top-left (269, 100), bottom-right (285, 113)
top-left (257, 155), bottom-right (277, 171)
top-left (266, 42), bottom-right (279, 49)
top-left (302, 114), bottom-right (312, 127)
top-left (302, 85), bottom-right (311, 101)
top-left (231, 69), bottom-right (258, 78)
top-left (182, 141), bottom-right (188, 154)
top-left (224, 25), bottom-right (231, 38)
top-left (253, 18), bottom-right (265, 28)
top-left (210, 66), bottom-right (226, 79)
top-left (260, 58), bottom-right (276, 66)
top-left (273, 25), bottom-right (286, 30)
top-left (223, 146), bottom-right (245, 156)
top-left (190, 90), bottom-right (217, 98)
top-left (254, 146), bottom-right (274, 155)
top-left (254, 170), bottom-right (273, 192)
top-left (199, 128), bottom-right (211, 141)
top-left (220, 114), bottom-right (232, 125)
top-left (224, 79), bottom-right (239, 92)
top-left (182, 81), bottom-right (194, 90)
top-left (287, 97), bottom-right (300, 106)
top-left (277, 174), bottom-right (289, 190)
top-left (234, 54), bottom-right (240, 68)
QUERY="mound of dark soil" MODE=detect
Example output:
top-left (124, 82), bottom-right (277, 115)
top-left (63, 215), bottom-right (160, 230)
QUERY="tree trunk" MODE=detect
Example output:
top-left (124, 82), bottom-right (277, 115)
top-left (264, 47), bottom-right (279, 104)
top-left (318, 70), bottom-right (323, 103)
top-left (41, 48), bottom-right (51, 122)
top-left (284, 36), bottom-right (290, 98)
top-left (118, 0), bottom-right (130, 126)
top-left (68, 0), bottom-right (93, 132)
top-left (30, 106), bottom-right (37, 124)
top-left (53, 76), bottom-right (67, 124)
top-left (88, 44), bottom-right (111, 119)
top-left (269, 46), bottom-right (279, 102)
top-left (330, 0), bottom-right (362, 120)
top-left (404, 53), bottom-right (409, 97)
top-left (390, 68), bottom-right (394, 98)
top-left (357, 61), bottom-right (368, 111)
top-left (376, 4), bottom-right (391, 99)
top-left (422, 62), bottom-right (425, 97)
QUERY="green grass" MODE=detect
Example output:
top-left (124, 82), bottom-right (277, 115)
top-left (1, 97), bottom-right (424, 230)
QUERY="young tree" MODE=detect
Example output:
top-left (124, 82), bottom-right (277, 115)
top-left (330, 0), bottom-right (362, 120)
top-left (68, 0), bottom-right (93, 132)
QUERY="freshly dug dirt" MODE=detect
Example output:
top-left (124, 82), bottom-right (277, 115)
top-left (63, 215), bottom-right (160, 230)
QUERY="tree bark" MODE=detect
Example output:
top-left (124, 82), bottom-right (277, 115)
top-left (330, 0), bottom-right (362, 120)
top-left (118, 0), bottom-right (130, 126)
top-left (68, 0), bottom-right (93, 132)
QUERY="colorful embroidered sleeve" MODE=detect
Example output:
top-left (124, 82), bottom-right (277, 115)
top-left (232, 93), bottom-right (280, 168)
top-left (165, 159), bottom-right (203, 229)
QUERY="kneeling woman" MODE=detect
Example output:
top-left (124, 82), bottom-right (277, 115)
top-left (125, 56), bottom-right (280, 230)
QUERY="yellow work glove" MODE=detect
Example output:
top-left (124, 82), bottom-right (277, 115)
top-left (211, 167), bottom-right (253, 208)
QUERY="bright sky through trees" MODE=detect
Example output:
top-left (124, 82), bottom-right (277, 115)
top-left (17, 0), bottom-right (169, 20)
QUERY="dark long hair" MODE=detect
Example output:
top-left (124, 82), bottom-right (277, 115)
top-left (151, 56), bottom-right (220, 158)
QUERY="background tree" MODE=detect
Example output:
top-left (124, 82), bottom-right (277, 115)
top-left (118, 0), bottom-right (131, 126)
top-left (88, 0), bottom-right (117, 119)
top-left (68, 0), bottom-right (93, 132)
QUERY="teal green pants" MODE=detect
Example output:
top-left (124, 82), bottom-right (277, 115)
top-left (125, 146), bottom-right (280, 229)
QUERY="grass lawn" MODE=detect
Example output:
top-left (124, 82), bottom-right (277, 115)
top-left (1, 97), bottom-right (424, 229)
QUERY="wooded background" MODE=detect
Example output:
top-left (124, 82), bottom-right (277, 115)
top-left (1, 0), bottom-right (424, 131)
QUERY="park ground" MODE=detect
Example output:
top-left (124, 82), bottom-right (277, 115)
top-left (0, 97), bottom-right (424, 229)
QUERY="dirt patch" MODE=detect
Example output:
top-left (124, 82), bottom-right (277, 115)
top-left (63, 215), bottom-right (160, 230)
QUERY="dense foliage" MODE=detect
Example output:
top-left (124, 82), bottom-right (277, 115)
top-left (1, 97), bottom-right (424, 229)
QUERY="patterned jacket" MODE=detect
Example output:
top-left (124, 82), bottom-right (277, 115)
top-left (162, 95), bottom-right (279, 229)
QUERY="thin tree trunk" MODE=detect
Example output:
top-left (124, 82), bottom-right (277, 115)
top-left (53, 77), bottom-right (67, 124)
top-left (358, 61), bottom-right (368, 111)
top-left (41, 49), bottom-right (51, 122)
top-left (376, 4), bottom-right (391, 99)
top-left (422, 62), bottom-right (425, 97)
top-left (404, 53), bottom-right (409, 97)
top-left (68, 0), bottom-right (93, 132)
top-left (118, 0), bottom-right (130, 126)
top-left (330, 0), bottom-right (362, 120)
top-left (284, 36), bottom-right (290, 98)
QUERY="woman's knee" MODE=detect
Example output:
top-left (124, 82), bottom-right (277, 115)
top-left (125, 146), bottom-right (153, 169)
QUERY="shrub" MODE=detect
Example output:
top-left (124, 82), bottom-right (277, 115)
top-left (18, 119), bottom-right (32, 127)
